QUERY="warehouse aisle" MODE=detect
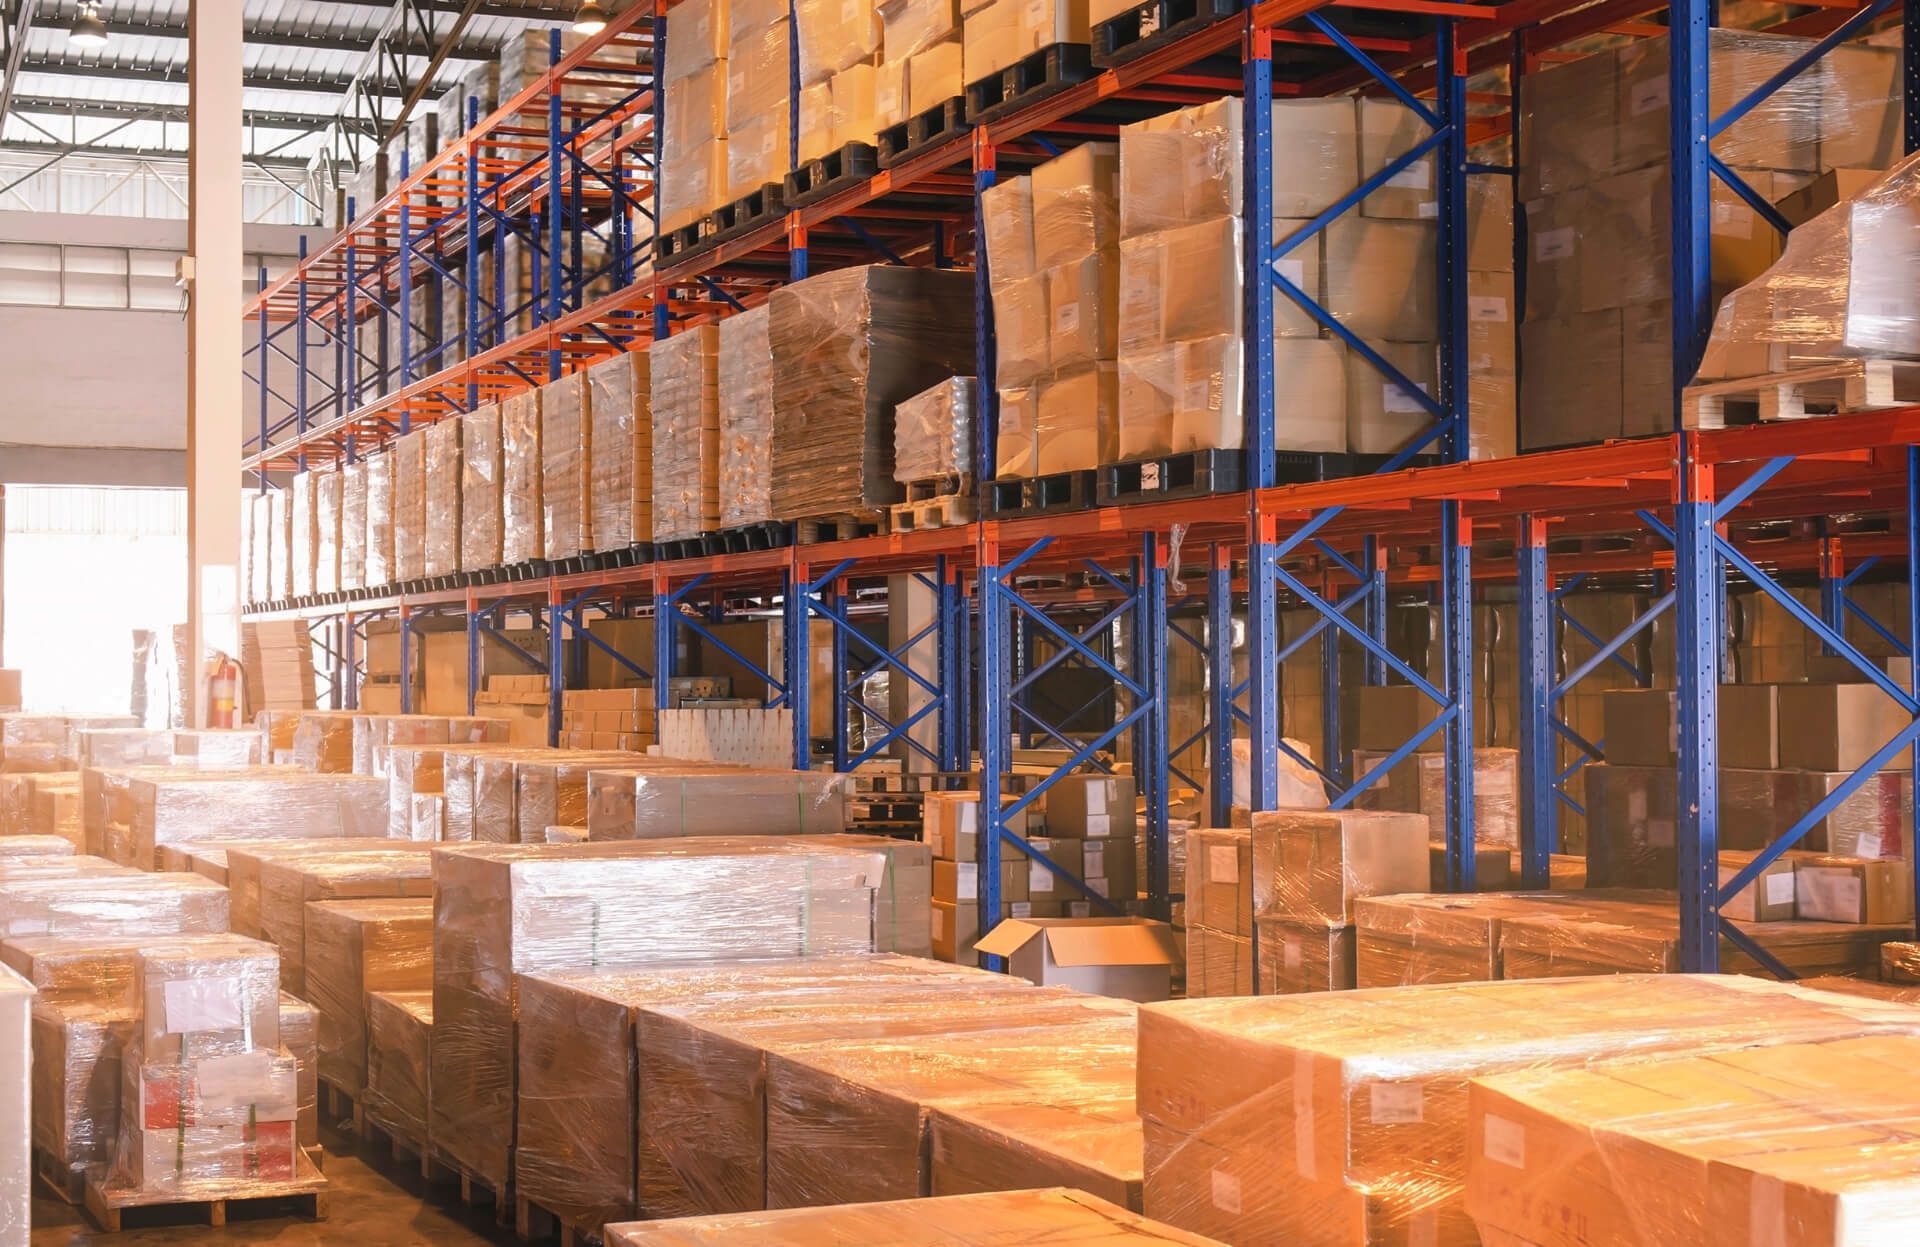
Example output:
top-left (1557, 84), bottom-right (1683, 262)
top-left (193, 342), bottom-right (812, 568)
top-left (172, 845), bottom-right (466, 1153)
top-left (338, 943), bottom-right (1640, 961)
top-left (28, 1127), bottom-right (512, 1247)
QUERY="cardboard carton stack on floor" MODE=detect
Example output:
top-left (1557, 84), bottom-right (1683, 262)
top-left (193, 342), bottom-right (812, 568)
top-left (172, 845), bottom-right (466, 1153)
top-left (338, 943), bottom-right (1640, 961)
top-left (427, 835), bottom-right (930, 1194)
top-left (88, 768), bottom-right (387, 869)
top-left (560, 689), bottom-right (657, 751)
top-left (1249, 807), bottom-right (1428, 997)
top-left (660, 0), bottom-right (728, 235)
top-left (587, 349), bottom-right (650, 549)
top-left (1135, 974), bottom-right (1920, 1246)
top-left (1518, 31), bottom-right (1901, 448)
top-left (1182, 827), bottom-right (1249, 997)
top-left (651, 325), bottom-right (722, 541)
top-left (654, 708), bottom-right (790, 767)
top-left (925, 792), bottom-right (1026, 963)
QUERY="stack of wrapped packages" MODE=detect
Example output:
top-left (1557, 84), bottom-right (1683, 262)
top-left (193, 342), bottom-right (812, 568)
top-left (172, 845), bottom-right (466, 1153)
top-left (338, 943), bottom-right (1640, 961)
top-left (500, 388), bottom-right (544, 564)
top-left (587, 347), bottom-right (650, 549)
top-left (288, 471), bottom-right (318, 599)
top-left (541, 371), bottom-right (592, 561)
top-left (874, 0), bottom-right (964, 145)
top-left (769, 264), bottom-right (974, 518)
top-left (364, 448), bottom-right (395, 588)
top-left (1249, 806), bottom-right (1428, 995)
top-left (792, 0), bottom-right (882, 166)
top-left (650, 325), bottom-right (721, 541)
top-left (1136, 973), bottom-right (1920, 1245)
top-left (86, 766), bottom-right (387, 867)
top-left (1347, 743), bottom-right (1522, 888)
top-left (423, 417), bottom-right (463, 578)
top-left (1518, 29), bottom-right (1902, 446)
top-left (304, 896), bottom-right (433, 1118)
top-left (659, 0), bottom-right (727, 234)
top-left (426, 836), bottom-right (930, 1196)
top-left (727, 0), bottom-right (792, 203)
top-left (717, 305), bottom-right (775, 528)
top-left (391, 427), bottom-right (428, 583)
top-left (313, 465), bottom-right (343, 596)
top-left (1181, 826), bottom-right (1249, 997)
top-left (893, 375), bottom-right (975, 489)
top-left (459, 402), bottom-right (504, 572)
top-left (339, 460), bottom-right (368, 593)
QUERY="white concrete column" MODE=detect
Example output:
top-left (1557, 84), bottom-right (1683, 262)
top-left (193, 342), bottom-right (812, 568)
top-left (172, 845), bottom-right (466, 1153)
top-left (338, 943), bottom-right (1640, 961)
top-left (187, 0), bottom-right (245, 726)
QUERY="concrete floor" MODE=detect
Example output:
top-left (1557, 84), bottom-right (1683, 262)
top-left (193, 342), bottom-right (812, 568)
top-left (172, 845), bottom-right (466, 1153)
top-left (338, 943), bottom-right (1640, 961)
top-left (31, 1125), bottom-right (518, 1247)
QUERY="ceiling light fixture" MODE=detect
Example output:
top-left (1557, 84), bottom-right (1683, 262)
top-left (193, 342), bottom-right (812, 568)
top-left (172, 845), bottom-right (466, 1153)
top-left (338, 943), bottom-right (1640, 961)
top-left (572, 1), bottom-right (609, 34)
top-left (69, 2), bottom-right (109, 48)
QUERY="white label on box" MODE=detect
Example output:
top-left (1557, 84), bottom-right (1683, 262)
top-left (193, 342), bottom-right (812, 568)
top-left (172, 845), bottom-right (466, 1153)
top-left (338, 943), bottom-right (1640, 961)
top-left (1207, 844), bottom-right (1239, 885)
top-left (1711, 199), bottom-right (1754, 239)
top-left (1630, 75), bottom-right (1669, 116)
top-left (1628, 789), bottom-right (1648, 822)
top-left (1417, 200), bottom-right (1437, 219)
top-left (1468, 296), bottom-right (1509, 323)
top-left (1369, 1083), bottom-right (1423, 1126)
top-left (1856, 831), bottom-right (1884, 859)
top-left (1084, 842), bottom-right (1109, 875)
top-left (1764, 872), bottom-right (1796, 906)
top-left (1385, 160), bottom-right (1432, 190)
top-left (1010, 901), bottom-right (1033, 917)
top-left (1283, 937), bottom-right (1302, 971)
top-left (1210, 1167), bottom-right (1242, 1215)
top-left (1054, 301), bottom-right (1080, 335)
top-left (1275, 257), bottom-right (1305, 286)
top-left (163, 976), bottom-right (246, 1036)
top-left (1068, 900), bottom-right (1091, 917)
top-left (1483, 1114), bottom-right (1526, 1167)
top-left (956, 862), bottom-right (978, 901)
top-left (1797, 868), bottom-right (1863, 921)
top-left (1030, 860), bottom-right (1055, 893)
top-left (1534, 227), bottom-right (1575, 262)
top-left (1382, 382), bottom-right (1430, 414)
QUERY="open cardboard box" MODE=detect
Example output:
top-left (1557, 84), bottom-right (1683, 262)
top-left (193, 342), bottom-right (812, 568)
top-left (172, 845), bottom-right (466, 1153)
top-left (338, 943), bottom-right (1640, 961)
top-left (976, 917), bottom-right (1179, 1002)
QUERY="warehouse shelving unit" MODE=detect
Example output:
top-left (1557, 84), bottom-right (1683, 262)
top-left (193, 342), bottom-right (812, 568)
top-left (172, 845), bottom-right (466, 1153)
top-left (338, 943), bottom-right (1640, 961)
top-left (241, 0), bottom-right (1920, 975)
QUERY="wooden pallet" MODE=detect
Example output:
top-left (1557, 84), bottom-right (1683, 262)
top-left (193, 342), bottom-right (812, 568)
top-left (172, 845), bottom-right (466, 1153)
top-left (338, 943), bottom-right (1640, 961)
top-left (1097, 448), bottom-right (1244, 505)
top-left (966, 44), bottom-right (1095, 123)
top-left (709, 182), bottom-right (787, 240)
top-left (877, 97), bottom-right (969, 168)
top-left (795, 511), bottom-right (889, 543)
top-left (783, 141), bottom-right (879, 206)
top-left (514, 1194), bottom-right (603, 1245)
top-left (1092, 0), bottom-right (1240, 65)
top-left (653, 218), bottom-right (706, 263)
top-left (34, 1147), bottom-right (86, 1205)
top-left (360, 1112), bottom-right (457, 1186)
top-left (317, 1078), bottom-right (365, 1136)
top-left (714, 520), bottom-right (793, 553)
top-left (83, 1151), bottom-right (327, 1233)
top-left (1682, 358), bottom-right (1920, 428)
top-left (890, 492), bottom-right (976, 532)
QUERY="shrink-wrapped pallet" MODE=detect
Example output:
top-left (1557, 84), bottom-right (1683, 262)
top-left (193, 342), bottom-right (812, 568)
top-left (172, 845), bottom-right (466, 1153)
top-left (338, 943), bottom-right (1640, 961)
top-left (75, 727), bottom-right (170, 769)
top-left (0, 834), bottom-right (72, 860)
top-left (245, 493), bottom-right (268, 604)
top-left (893, 375), bottom-right (974, 483)
top-left (31, 996), bottom-right (132, 1183)
top-left (428, 836), bottom-right (912, 1189)
top-left (291, 709), bottom-right (358, 771)
top-left (460, 403), bottom-right (504, 571)
top-left (795, 0), bottom-right (879, 87)
top-left (1248, 807), bottom-right (1429, 924)
top-left (465, 750), bottom-right (637, 844)
top-left (659, 0), bottom-right (727, 232)
top-left (587, 349), bottom-right (649, 549)
top-left (221, 838), bottom-right (408, 940)
top-left (278, 991), bottom-right (318, 1152)
top-left (650, 326), bottom-right (721, 541)
top-left (340, 460), bottom-right (368, 591)
top-left (929, 1097), bottom-right (1145, 1212)
top-left (258, 848), bottom-right (433, 994)
top-left (1416, 748), bottom-right (1517, 847)
top-left (364, 448), bottom-right (395, 587)
top-left (584, 767), bottom-right (851, 839)
top-left (290, 471), bottom-right (318, 598)
top-left (542, 371), bottom-right (592, 559)
top-left (313, 465), bottom-right (342, 595)
top-left (0, 872), bottom-right (227, 941)
top-left (1135, 974), bottom-right (1920, 1246)
top-left (717, 306), bottom-right (775, 528)
top-left (500, 388), bottom-right (543, 564)
top-left (364, 988), bottom-right (432, 1144)
top-left (726, 17), bottom-right (792, 199)
top-left (105, 769), bottom-right (386, 869)
top-left (303, 897), bottom-right (433, 1095)
top-left (769, 265), bottom-right (975, 516)
top-left (392, 427), bottom-right (428, 582)
top-left (424, 417), bottom-right (463, 577)
top-left (171, 728), bottom-right (263, 769)
top-left (267, 487), bottom-right (292, 602)
top-left (350, 712), bottom-right (509, 778)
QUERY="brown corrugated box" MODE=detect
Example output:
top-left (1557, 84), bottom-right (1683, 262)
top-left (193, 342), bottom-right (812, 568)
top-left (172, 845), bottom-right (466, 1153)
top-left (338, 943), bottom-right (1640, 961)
top-left (1250, 808), bottom-right (1429, 924)
top-left (303, 897), bottom-right (433, 1094)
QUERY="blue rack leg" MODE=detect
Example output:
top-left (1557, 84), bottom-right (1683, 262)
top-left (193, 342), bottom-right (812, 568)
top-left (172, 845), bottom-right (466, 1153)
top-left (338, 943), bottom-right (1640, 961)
top-left (1207, 544), bottom-right (1234, 828)
top-left (1441, 506), bottom-right (1476, 890)
top-left (1517, 517), bottom-right (1554, 888)
top-left (1675, 485), bottom-right (1722, 972)
top-left (977, 540), bottom-right (1010, 970)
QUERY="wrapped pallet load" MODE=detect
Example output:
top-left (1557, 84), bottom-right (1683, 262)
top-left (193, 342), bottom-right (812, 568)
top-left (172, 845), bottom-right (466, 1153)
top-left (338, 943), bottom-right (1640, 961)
top-left (650, 325), bottom-right (721, 541)
top-left (542, 371), bottom-right (592, 560)
top-left (500, 388), bottom-right (543, 564)
top-left (460, 402), bottom-right (504, 571)
top-left (423, 416), bottom-right (463, 577)
top-left (717, 304), bottom-right (775, 528)
top-left (894, 375), bottom-right (975, 485)
top-left (267, 487), bottom-right (291, 602)
top-left (769, 264), bottom-right (974, 517)
top-left (728, 0), bottom-right (793, 201)
top-left (313, 464), bottom-right (342, 595)
top-left (660, 0), bottom-right (729, 234)
top-left (340, 459), bottom-right (368, 591)
top-left (391, 426), bottom-right (428, 583)
top-left (587, 348), bottom-right (649, 549)
top-left (289, 472), bottom-right (317, 598)
top-left (364, 448), bottom-right (395, 588)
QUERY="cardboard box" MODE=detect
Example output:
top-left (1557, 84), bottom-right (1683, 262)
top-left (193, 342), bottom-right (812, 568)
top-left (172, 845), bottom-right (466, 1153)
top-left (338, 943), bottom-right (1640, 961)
top-left (1323, 217), bottom-right (1437, 342)
top-left (1717, 848), bottom-right (1800, 922)
top-left (977, 917), bottom-right (1177, 1001)
top-left (1250, 808), bottom-right (1430, 924)
top-left (929, 1100), bottom-right (1143, 1212)
top-left (1345, 339), bottom-right (1438, 456)
top-left (1045, 251), bottom-right (1118, 370)
top-left (1185, 926), bottom-right (1250, 998)
top-left (1185, 827), bottom-right (1250, 937)
top-left (933, 856), bottom-right (1029, 905)
top-left (1521, 308), bottom-right (1623, 450)
top-left (931, 897), bottom-right (980, 962)
top-left (1795, 854), bottom-right (1915, 924)
top-left (302, 897), bottom-right (433, 1095)
top-left (1353, 684), bottom-right (1440, 753)
top-left (1030, 142), bottom-right (1118, 269)
top-left (982, 176), bottom-right (1036, 286)
top-left (1778, 683), bottom-right (1912, 773)
top-left (1356, 98), bottom-right (1436, 220)
top-left (907, 40), bottom-right (962, 115)
top-left (1254, 916), bottom-right (1354, 995)
top-left (1271, 99), bottom-right (1359, 219)
top-left (923, 792), bottom-right (1029, 862)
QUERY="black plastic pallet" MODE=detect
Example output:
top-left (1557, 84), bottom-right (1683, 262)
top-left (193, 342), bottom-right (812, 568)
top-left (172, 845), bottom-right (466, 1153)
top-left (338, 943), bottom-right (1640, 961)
top-left (655, 533), bottom-right (719, 562)
top-left (1091, 0), bottom-right (1241, 67)
top-left (709, 182), bottom-right (787, 240)
top-left (985, 469), bottom-right (1099, 517)
top-left (877, 97), bottom-right (969, 168)
top-left (966, 44), bottom-right (1095, 124)
top-left (714, 521), bottom-right (794, 553)
top-left (654, 219), bottom-right (707, 263)
top-left (783, 142), bottom-right (879, 206)
top-left (795, 512), bottom-right (888, 543)
top-left (1097, 447), bottom-right (1245, 505)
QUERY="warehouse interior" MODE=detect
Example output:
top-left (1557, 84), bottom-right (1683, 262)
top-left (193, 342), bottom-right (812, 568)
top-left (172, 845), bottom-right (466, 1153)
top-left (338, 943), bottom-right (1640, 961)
top-left (3, 0), bottom-right (1920, 1242)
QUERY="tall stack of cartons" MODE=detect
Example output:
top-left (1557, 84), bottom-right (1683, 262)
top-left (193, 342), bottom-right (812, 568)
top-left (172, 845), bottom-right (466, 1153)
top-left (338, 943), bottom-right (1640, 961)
top-left (1248, 807), bottom-right (1427, 995)
top-left (364, 448), bottom-right (395, 588)
top-left (1517, 31), bottom-right (1897, 448)
top-left (542, 371), bottom-right (592, 560)
top-left (1466, 176), bottom-right (1517, 458)
top-left (587, 349), bottom-right (648, 549)
top-left (876, 0), bottom-right (961, 140)
top-left (267, 487), bottom-right (292, 602)
top-left (1182, 826), bottom-right (1250, 997)
top-left (661, 0), bottom-right (729, 234)
top-left (500, 389), bottom-right (543, 564)
top-left (728, 0), bottom-right (791, 199)
top-left (313, 465), bottom-right (341, 596)
top-left (392, 428), bottom-right (428, 583)
top-left (423, 418), bottom-right (462, 577)
top-left (924, 792), bottom-right (1025, 964)
top-left (793, 0), bottom-right (882, 159)
top-left (718, 305), bottom-right (775, 527)
top-left (650, 326), bottom-right (721, 540)
top-left (289, 472), bottom-right (318, 599)
top-left (459, 403), bottom-right (503, 571)
top-left (243, 494), bottom-right (267, 604)
top-left (339, 460), bottom-right (367, 592)
top-left (1038, 774), bottom-right (1139, 908)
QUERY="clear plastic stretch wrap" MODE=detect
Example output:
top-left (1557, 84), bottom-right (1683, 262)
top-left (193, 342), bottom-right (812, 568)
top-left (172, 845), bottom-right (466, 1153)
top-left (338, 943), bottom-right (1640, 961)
top-left (423, 417), bottom-right (463, 578)
top-left (1887, 938), bottom-right (1920, 982)
top-left (0, 833), bottom-right (73, 859)
top-left (1249, 808), bottom-right (1430, 924)
top-left (718, 305), bottom-right (776, 528)
top-left (768, 265), bottom-right (976, 518)
top-left (929, 1096), bottom-right (1144, 1212)
top-left (588, 350), bottom-right (649, 550)
top-left (350, 713), bottom-right (510, 778)
top-left (391, 427), bottom-right (428, 583)
top-left (585, 766), bottom-right (851, 839)
top-left (289, 471), bottom-right (317, 598)
top-left (220, 839), bottom-right (434, 939)
top-left (267, 487), bottom-right (291, 602)
top-left (31, 996), bottom-right (132, 1177)
top-left (255, 848), bottom-right (434, 995)
top-left (460, 403), bottom-right (504, 571)
top-left (0, 871), bottom-right (228, 940)
top-left (650, 326), bottom-right (721, 541)
top-left (76, 728), bottom-right (170, 769)
top-left (173, 728), bottom-right (265, 770)
top-left (1254, 915), bottom-right (1355, 995)
top-left (339, 459), bottom-right (368, 592)
top-left (604, 1188), bottom-right (1222, 1246)
top-left (312, 465), bottom-right (342, 596)
top-left (1466, 1032), bottom-right (1920, 1247)
top-left (385, 742), bottom-right (508, 839)
top-left (428, 836), bottom-right (917, 1189)
top-left (1, 715), bottom-right (82, 773)
top-left (244, 493), bottom-right (267, 605)
top-left (1417, 748), bottom-right (1517, 847)
top-left (1701, 152), bottom-right (1920, 378)
top-left (291, 709), bottom-right (359, 771)
top-left (363, 988), bottom-right (432, 1144)
top-left (542, 371), bottom-right (592, 559)
top-left (277, 991), bottom-right (317, 1152)
top-left (1352, 891), bottom-right (1589, 988)
top-left (364, 448), bottom-right (395, 588)
top-left (500, 388), bottom-right (543, 564)
top-left (106, 769), bottom-right (387, 869)
top-left (794, 0), bottom-right (879, 86)
top-left (1136, 974), bottom-right (1920, 1246)
top-left (303, 897), bottom-right (433, 1095)
top-left (0, 963), bottom-right (22, 1243)
top-left (893, 375), bottom-right (975, 483)
top-left (108, 935), bottom-right (303, 1199)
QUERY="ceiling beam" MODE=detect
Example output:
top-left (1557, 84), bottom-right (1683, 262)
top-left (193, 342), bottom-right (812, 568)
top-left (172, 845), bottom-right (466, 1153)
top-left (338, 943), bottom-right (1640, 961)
top-left (0, 0), bottom-right (45, 135)
top-left (28, 13), bottom-right (504, 61)
top-left (17, 54), bottom-right (464, 98)
top-left (5, 94), bottom-right (336, 130)
top-left (0, 136), bottom-right (319, 171)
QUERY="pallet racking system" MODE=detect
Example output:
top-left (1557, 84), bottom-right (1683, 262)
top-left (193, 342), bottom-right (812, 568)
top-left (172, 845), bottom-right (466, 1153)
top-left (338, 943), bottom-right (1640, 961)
top-left (240, 0), bottom-right (1920, 975)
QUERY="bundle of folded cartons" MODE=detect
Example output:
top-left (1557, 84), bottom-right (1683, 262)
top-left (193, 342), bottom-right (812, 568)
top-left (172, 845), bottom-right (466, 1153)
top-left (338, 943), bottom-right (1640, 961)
top-left (500, 388), bottom-right (544, 565)
top-left (364, 447), bottom-right (396, 588)
top-left (86, 768), bottom-right (388, 868)
top-left (584, 763), bottom-right (851, 840)
top-left (0, 772), bottom-right (81, 845)
top-left (1136, 974), bottom-right (1920, 1246)
top-left (421, 419), bottom-right (463, 578)
top-left (1183, 827), bottom-right (1249, 997)
top-left (339, 460), bottom-right (368, 592)
top-left (606, 1188), bottom-right (1224, 1245)
top-left (588, 349), bottom-right (650, 550)
top-left (560, 689), bottom-right (658, 752)
top-left (654, 707), bottom-right (788, 767)
top-left (1249, 807), bottom-right (1428, 997)
top-left (428, 835), bottom-right (934, 1193)
top-left (1519, 30), bottom-right (1901, 447)
top-left (459, 403), bottom-right (504, 572)
top-left (310, 465), bottom-right (342, 596)
top-left (894, 375), bottom-right (975, 486)
top-left (541, 371), bottom-right (592, 561)
top-left (769, 264), bottom-right (975, 518)
top-left (651, 325), bottom-right (721, 541)
top-left (391, 427), bottom-right (428, 583)
top-left (717, 305), bottom-right (775, 528)
top-left (303, 898), bottom-right (433, 1106)
top-left (660, 0), bottom-right (728, 234)
top-left (241, 618), bottom-right (318, 712)
top-left (1467, 1032), bottom-right (1920, 1247)
top-left (363, 988), bottom-right (432, 1146)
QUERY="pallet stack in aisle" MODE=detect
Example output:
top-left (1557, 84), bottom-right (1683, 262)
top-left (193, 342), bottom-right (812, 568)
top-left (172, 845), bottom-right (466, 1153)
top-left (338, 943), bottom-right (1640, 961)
top-left (561, 689), bottom-right (657, 752)
top-left (303, 897), bottom-right (433, 1123)
top-left (1181, 826), bottom-right (1249, 997)
top-left (241, 618), bottom-right (316, 715)
top-left (1249, 807), bottom-right (1428, 996)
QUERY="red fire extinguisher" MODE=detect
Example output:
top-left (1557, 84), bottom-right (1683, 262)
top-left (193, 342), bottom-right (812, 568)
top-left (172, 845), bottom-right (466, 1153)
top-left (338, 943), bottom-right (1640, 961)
top-left (206, 655), bottom-right (240, 729)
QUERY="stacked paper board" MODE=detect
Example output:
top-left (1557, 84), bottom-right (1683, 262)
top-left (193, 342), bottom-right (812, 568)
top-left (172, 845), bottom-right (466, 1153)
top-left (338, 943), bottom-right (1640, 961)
top-left (587, 349), bottom-right (650, 548)
top-left (651, 325), bottom-right (721, 541)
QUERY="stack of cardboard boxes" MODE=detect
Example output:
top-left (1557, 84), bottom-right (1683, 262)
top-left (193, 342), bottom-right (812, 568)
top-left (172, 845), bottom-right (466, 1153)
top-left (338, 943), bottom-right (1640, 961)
top-left (792, 0), bottom-right (882, 159)
top-left (659, 0), bottom-right (729, 234)
top-left (876, 0), bottom-right (964, 141)
top-left (649, 325), bottom-right (721, 541)
top-left (560, 689), bottom-right (657, 752)
top-left (1181, 826), bottom-right (1250, 997)
top-left (728, 0), bottom-right (793, 201)
top-left (716, 305), bottom-right (775, 528)
top-left (1249, 806), bottom-right (1428, 994)
top-left (587, 350), bottom-right (651, 548)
